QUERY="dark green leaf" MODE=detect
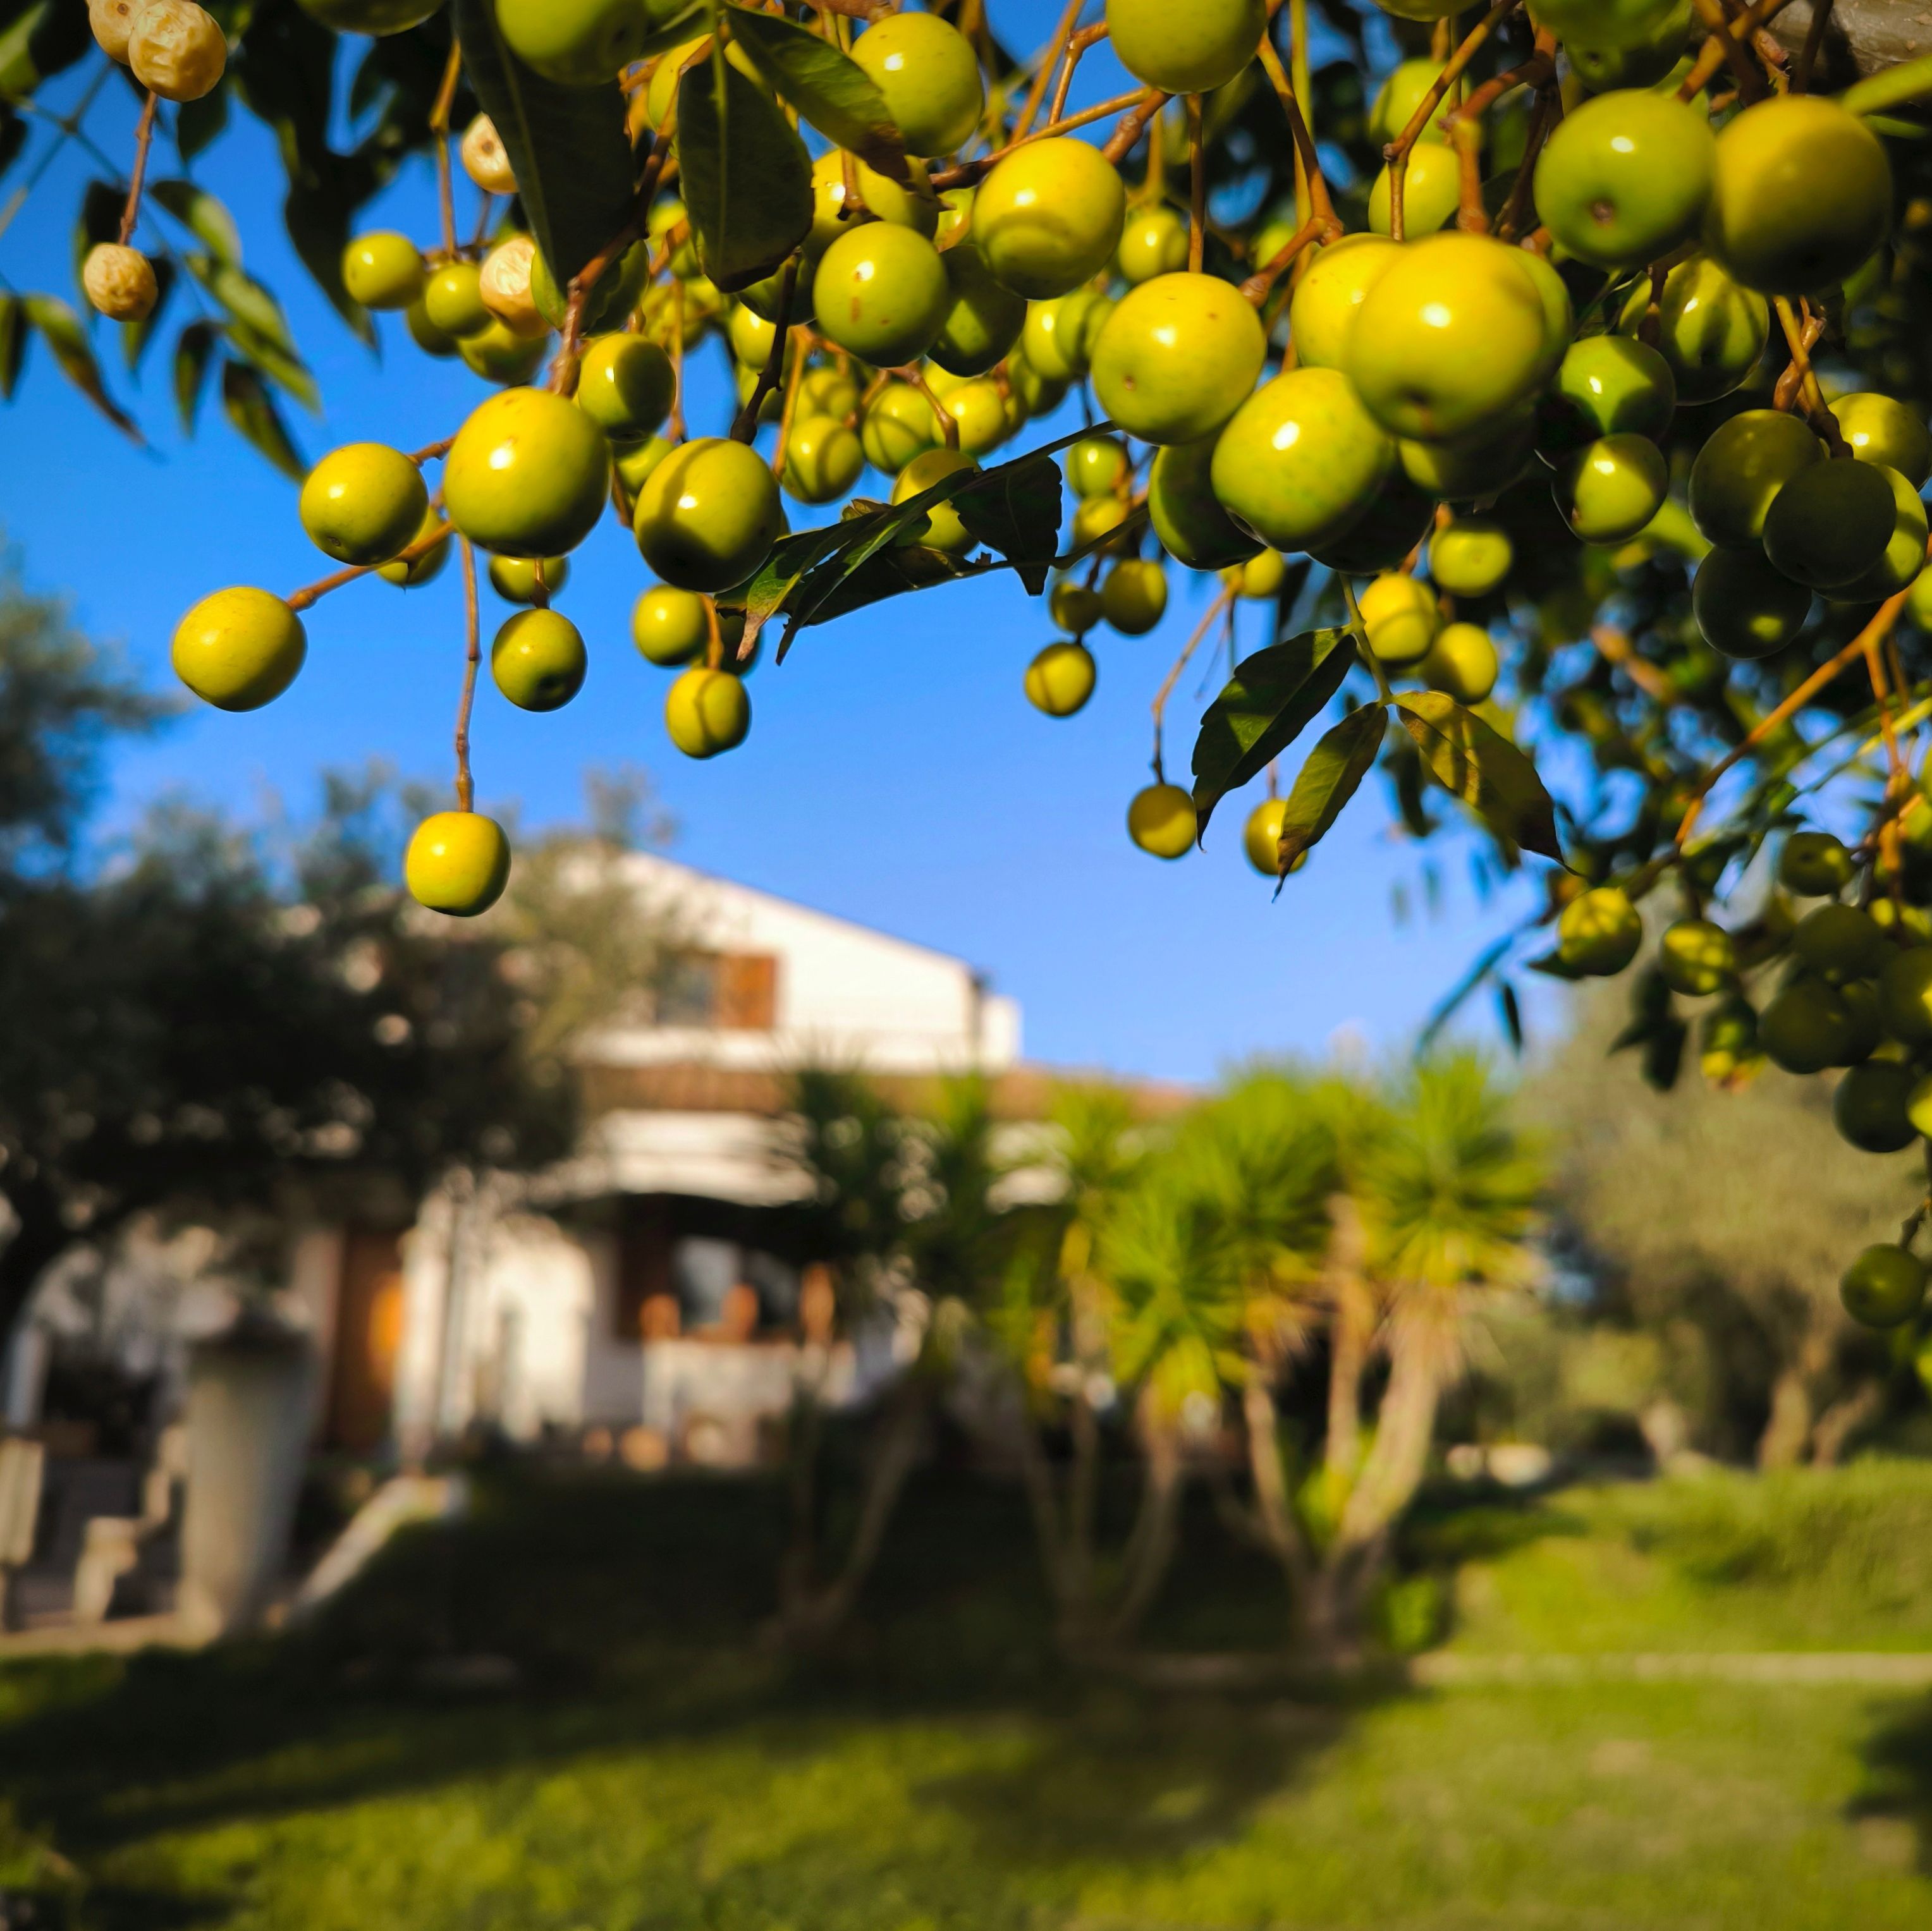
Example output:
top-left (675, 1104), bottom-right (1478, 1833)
top-left (791, 542), bottom-right (988, 628)
top-left (955, 454), bottom-right (1062, 596)
top-left (219, 356), bottom-right (305, 480)
top-left (1642, 1018), bottom-right (1688, 1091)
top-left (21, 295), bottom-right (138, 439)
top-left (1269, 702), bottom-right (1386, 872)
top-left (678, 47), bottom-right (814, 293)
top-left (151, 178), bottom-right (243, 265)
top-left (121, 253), bottom-right (175, 372)
top-left (176, 78), bottom-right (229, 160)
top-left (1190, 629), bottom-right (1353, 834)
top-left (173, 318), bottom-right (218, 433)
top-left (450, 0), bottom-right (635, 286)
top-left (190, 255), bottom-right (297, 354)
top-left (1419, 934), bottom-right (1520, 1052)
top-left (0, 293), bottom-right (25, 398)
top-left (736, 521), bottom-right (877, 647)
top-left (725, 8), bottom-right (908, 182)
top-left (1496, 982), bottom-right (1523, 1054)
top-left (0, 0), bottom-right (90, 101)
top-left (1395, 690), bottom-right (1564, 865)
top-left (0, 104), bottom-right (25, 181)
top-left (281, 183), bottom-right (375, 346)
top-left (71, 179), bottom-right (123, 296)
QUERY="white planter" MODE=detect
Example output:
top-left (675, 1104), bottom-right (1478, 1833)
top-left (178, 1319), bottom-right (316, 1639)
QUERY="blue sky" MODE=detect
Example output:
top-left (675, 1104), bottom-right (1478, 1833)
top-left (0, 2), bottom-right (1551, 1082)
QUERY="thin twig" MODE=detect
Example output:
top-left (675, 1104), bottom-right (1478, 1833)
top-left (429, 40), bottom-right (463, 259)
top-left (1051, 23), bottom-right (1110, 126)
top-left (1689, 0), bottom-right (1771, 100)
top-left (285, 519), bottom-right (452, 611)
top-left (733, 257), bottom-right (799, 441)
top-left (117, 92), bottom-right (157, 246)
top-left (1186, 95), bottom-right (1206, 274)
top-left (1152, 587), bottom-right (1236, 776)
top-left (1383, 1), bottom-right (1521, 244)
top-left (1014, 0), bottom-right (1086, 142)
top-left (1255, 34), bottom-right (1335, 232)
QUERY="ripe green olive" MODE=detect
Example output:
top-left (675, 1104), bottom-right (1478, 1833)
top-left (850, 10), bottom-right (984, 156)
top-left (445, 387), bottom-right (611, 559)
top-left (405, 811), bottom-right (510, 917)
top-left (1066, 436), bottom-right (1128, 501)
top-left (807, 149), bottom-right (941, 252)
top-left (1149, 437), bottom-right (1261, 571)
top-left (1533, 88), bottom-right (1715, 271)
top-left (377, 505), bottom-right (449, 588)
top-left (1830, 393), bottom-right (1932, 489)
top-left (576, 332), bottom-right (674, 444)
top-left (1020, 286), bottom-right (1113, 380)
top-left (893, 446), bottom-right (981, 553)
top-left (1368, 142), bottom-right (1460, 238)
top-left (298, 441), bottom-right (427, 566)
top-left (632, 586), bottom-right (709, 667)
top-left (1091, 271), bottom-right (1268, 448)
top-left (1794, 901), bottom-right (1887, 979)
top-left (1615, 255), bottom-right (1768, 404)
top-left (1840, 1243), bottom-right (1928, 1328)
top-left (1050, 580), bottom-right (1103, 635)
top-left (1429, 519), bottom-right (1513, 598)
top-left (1558, 885), bottom-right (1642, 975)
top-left (1369, 58), bottom-right (1458, 147)
top-left (665, 666), bottom-right (751, 758)
top-left (1760, 975), bottom-right (1856, 1072)
top-left (1544, 336), bottom-right (1677, 454)
top-left (1705, 94), bottom-right (1892, 295)
top-left (1106, 0), bottom-right (1263, 94)
top-left (341, 230), bottom-right (424, 310)
top-left (424, 260), bottom-right (491, 339)
top-left (1025, 640), bottom-right (1096, 717)
top-left (531, 238), bottom-right (651, 334)
top-left (935, 375), bottom-right (1012, 456)
top-left (861, 381), bottom-right (945, 473)
top-left (1881, 946), bottom-right (1932, 1045)
top-left (1762, 458), bottom-right (1897, 590)
top-left (929, 237), bottom-right (1028, 376)
top-left (635, 437), bottom-right (785, 592)
top-left (615, 436), bottom-right (673, 498)
top-left (1306, 472), bottom-right (1438, 575)
top-left (1101, 559), bottom-right (1168, 636)
top-left (1347, 233), bottom-right (1550, 443)
top-left (1658, 917), bottom-right (1737, 997)
top-left (783, 415), bottom-right (866, 506)
top-left (489, 554), bottom-right (570, 606)
top-left (495, 0), bottom-right (656, 85)
top-left (1834, 1059), bottom-right (1918, 1154)
top-left (458, 317), bottom-right (549, 386)
top-left (1780, 830), bottom-right (1854, 897)
top-left (1116, 207), bottom-right (1189, 285)
top-left (1233, 549), bottom-right (1288, 600)
top-left (1128, 783), bottom-right (1197, 860)
top-left (1243, 797), bottom-right (1311, 877)
top-left (1556, 0), bottom-right (1695, 90)
top-left (812, 222), bottom-right (950, 368)
top-left (1399, 408), bottom-right (1536, 503)
top-left (1688, 409), bottom-right (1823, 549)
top-left (406, 297), bottom-right (460, 358)
top-left (975, 138), bottom-right (1127, 300)
top-left (1359, 571), bottom-right (1439, 667)
top-left (1556, 433), bottom-right (1668, 546)
top-left (1418, 621), bottom-right (1500, 704)
top-left (1287, 235), bottom-right (1399, 371)
top-left (1692, 545), bottom-right (1811, 659)
top-left (1210, 368), bottom-right (1396, 553)
top-left (492, 609), bottom-right (587, 712)
top-left (1830, 465), bottom-right (1929, 604)
top-left (172, 587), bottom-right (306, 712)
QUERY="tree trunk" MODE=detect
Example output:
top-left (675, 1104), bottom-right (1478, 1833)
top-left (1757, 1320), bottom-right (1833, 1470)
top-left (1239, 1375), bottom-right (1312, 1602)
top-left (1811, 1379), bottom-right (1884, 1467)
top-left (1103, 1408), bottom-right (1184, 1647)
top-left (1323, 1195), bottom-right (1374, 1480)
top-left (1770, 1), bottom-right (1932, 77)
top-left (0, 1190), bottom-right (76, 1366)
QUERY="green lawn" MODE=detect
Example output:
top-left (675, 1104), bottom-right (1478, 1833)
top-left (4, 1461), bottom-right (1932, 1930)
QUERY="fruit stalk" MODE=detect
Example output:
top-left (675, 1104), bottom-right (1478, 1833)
top-left (1689, 0), bottom-right (1773, 101)
top-left (455, 536), bottom-right (480, 815)
top-left (1049, 23), bottom-right (1111, 128)
top-left (1013, 0), bottom-right (1085, 142)
top-left (1150, 585), bottom-right (1236, 776)
top-left (1255, 35), bottom-right (1335, 236)
top-left (1101, 88), bottom-right (1172, 166)
top-left (1771, 296), bottom-right (1845, 448)
top-left (428, 40), bottom-right (462, 259)
top-left (117, 90), bottom-right (157, 246)
top-left (1237, 210), bottom-right (1335, 306)
top-left (931, 88), bottom-right (1154, 190)
top-left (285, 516), bottom-right (452, 612)
top-left (1187, 95), bottom-right (1206, 274)
top-left (732, 257), bottom-right (799, 442)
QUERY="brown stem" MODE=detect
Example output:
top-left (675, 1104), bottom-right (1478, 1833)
top-left (1690, 0), bottom-right (1771, 99)
top-left (455, 537), bottom-right (480, 813)
top-left (429, 41), bottom-right (463, 259)
top-left (732, 257), bottom-right (798, 441)
top-left (1255, 34), bottom-right (1335, 233)
top-left (898, 362), bottom-right (959, 449)
top-left (1050, 22), bottom-right (1110, 127)
top-left (1238, 211), bottom-right (1337, 305)
top-left (1102, 88), bottom-right (1172, 166)
top-left (118, 91), bottom-right (157, 247)
top-left (1496, 82), bottom-right (1560, 241)
top-left (667, 280), bottom-right (687, 442)
top-left (1013, 0), bottom-right (1085, 142)
top-left (1383, 0), bottom-right (1522, 245)
top-left (1186, 95), bottom-right (1206, 274)
top-left (1773, 296), bottom-right (1844, 447)
top-left (285, 517), bottom-right (452, 611)
top-left (409, 435), bottom-right (456, 466)
top-left (931, 89), bottom-right (1156, 190)
top-left (1675, 582), bottom-right (1917, 846)
top-left (770, 323), bottom-right (810, 479)
top-left (1794, 0), bottom-right (1833, 87)
top-left (1152, 585), bottom-right (1236, 775)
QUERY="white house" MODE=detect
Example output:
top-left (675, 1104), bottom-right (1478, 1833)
top-left (265, 854), bottom-right (1185, 1468)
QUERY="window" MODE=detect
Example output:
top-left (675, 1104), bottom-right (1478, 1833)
top-left (652, 951), bottom-right (779, 1030)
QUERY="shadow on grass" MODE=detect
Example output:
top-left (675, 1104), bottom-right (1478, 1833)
top-left (1856, 1691), bottom-right (1932, 1873)
top-left (0, 1458), bottom-right (1386, 1915)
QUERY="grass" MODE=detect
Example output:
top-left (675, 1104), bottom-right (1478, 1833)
top-left (3, 1458), bottom-right (1932, 1928)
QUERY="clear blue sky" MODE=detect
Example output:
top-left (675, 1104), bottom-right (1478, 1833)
top-left (0, 3), bottom-right (1551, 1083)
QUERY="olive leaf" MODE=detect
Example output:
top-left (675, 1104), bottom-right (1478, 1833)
top-left (0, 295), bottom-right (25, 400)
top-left (725, 8), bottom-right (908, 182)
top-left (151, 178), bottom-right (243, 266)
top-left (71, 179), bottom-right (121, 296)
top-left (174, 319), bottom-right (219, 434)
top-left (678, 47), bottom-right (815, 293)
top-left (175, 79), bottom-right (228, 161)
top-left (1395, 690), bottom-right (1564, 865)
top-left (1271, 702), bottom-right (1387, 874)
top-left (21, 295), bottom-right (138, 439)
top-left (219, 357), bottom-right (304, 480)
top-left (450, 0), bottom-right (635, 284)
top-left (0, 0), bottom-right (91, 101)
top-left (121, 255), bottom-right (176, 372)
top-left (954, 453), bottom-right (1062, 595)
top-left (1190, 630), bottom-right (1354, 836)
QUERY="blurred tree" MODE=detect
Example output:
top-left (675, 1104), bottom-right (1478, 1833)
top-left (1532, 986), bottom-right (1925, 1467)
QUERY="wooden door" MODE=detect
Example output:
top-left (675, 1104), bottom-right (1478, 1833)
top-left (327, 1229), bottom-right (405, 1452)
